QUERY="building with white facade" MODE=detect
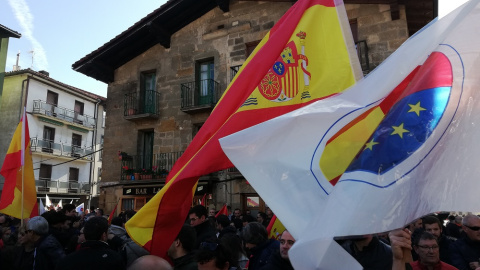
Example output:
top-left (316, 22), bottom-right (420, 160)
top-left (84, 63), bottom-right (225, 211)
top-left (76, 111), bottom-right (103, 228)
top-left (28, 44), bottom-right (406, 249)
top-left (0, 69), bottom-right (106, 208)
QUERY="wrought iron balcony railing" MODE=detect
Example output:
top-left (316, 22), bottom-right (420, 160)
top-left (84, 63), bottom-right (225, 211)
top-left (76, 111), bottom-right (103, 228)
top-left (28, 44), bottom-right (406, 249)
top-left (355, 40), bottom-right (370, 73)
top-left (35, 178), bottom-right (90, 194)
top-left (30, 137), bottom-right (94, 161)
top-left (32, 100), bottom-right (96, 128)
top-left (120, 151), bottom-right (184, 181)
top-left (124, 90), bottom-right (161, 117)
top-left (181, 79), bottom-right (221, 111)
top-left (230, 65), bottom-right (242, 82)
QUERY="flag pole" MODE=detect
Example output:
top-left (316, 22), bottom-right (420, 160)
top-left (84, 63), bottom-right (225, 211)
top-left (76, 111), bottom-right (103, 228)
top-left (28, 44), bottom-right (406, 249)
top-left (21, 107), bottom-right (26, 226)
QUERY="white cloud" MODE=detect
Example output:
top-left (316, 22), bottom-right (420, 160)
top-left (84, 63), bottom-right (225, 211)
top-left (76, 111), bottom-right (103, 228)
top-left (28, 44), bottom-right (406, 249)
top-left (7, 0), bottom-right (48, 70)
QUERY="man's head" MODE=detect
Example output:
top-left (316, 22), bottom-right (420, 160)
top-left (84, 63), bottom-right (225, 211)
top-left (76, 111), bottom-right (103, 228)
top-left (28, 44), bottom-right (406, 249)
top-left (242, 222), bottom-right (268, 250)
top-left (189, 205), bottom-right (208, 227)
top-left (246, 210), bottom-right (251, 216)
top-left (128, 255), bottom-right (173, 270)
top-left (167, 224), bottom-right (196, 259)
top-left (256, 212), bottom-right (266, 224)
top-left (423, 216), bottom-right (442, 239)
top-left (196, 240), bottom-right (231, 270)
top-left (233, 208), bottom-right (241, 219)
top-left (409, 218), bottom-right (423, 231)
top-left (279, 230), bottom-right (295, 260)
top-left (111, 216), bottom-right (124, 227)
top-left (208, 209), bottom-right (216, 217)
top-left (462, 214), bottom-right (480, 242)
top-left (84, 216), bottom-right (108, 241)
top-left (455, 216), bottom-right (463, 224)
top-left (216, 215), bottom-right (230, 231)
top-left (413, 232), bottom-right (440, 266)
top-left (63, 204), bottom-right (77, 217)
top-left (96, 208), bottom-right (104, 217)
top-left (266, 208), bottom-right (273, 218)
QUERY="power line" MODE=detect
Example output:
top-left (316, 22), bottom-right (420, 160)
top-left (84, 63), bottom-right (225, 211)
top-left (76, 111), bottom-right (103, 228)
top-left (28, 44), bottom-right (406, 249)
top-left (33, 148), bottom-right (103, 170)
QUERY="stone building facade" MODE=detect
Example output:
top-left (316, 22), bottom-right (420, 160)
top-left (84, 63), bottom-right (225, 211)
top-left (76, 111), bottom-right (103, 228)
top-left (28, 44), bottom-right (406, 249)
top-left (73, 0), bottom-right (435, 216)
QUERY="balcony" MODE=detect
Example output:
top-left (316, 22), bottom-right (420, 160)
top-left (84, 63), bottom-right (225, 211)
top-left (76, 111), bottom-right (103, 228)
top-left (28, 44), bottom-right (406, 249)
top-left (32, 100), bottom-right (96, 131)
top-left (230, 65), bottom-right (242, 82)
top-left (30, 137), bottom-right (94, 162)
top-left (124, 90), bottom-right (161, 120)
top-left (355, 40), bottom-right (370, 74)
top-left (35, 178), bottom-right (90, 194)
top-left (181, 79), bottom-right (221, 113)
top-left (120, 151), bottom-right (183, 181)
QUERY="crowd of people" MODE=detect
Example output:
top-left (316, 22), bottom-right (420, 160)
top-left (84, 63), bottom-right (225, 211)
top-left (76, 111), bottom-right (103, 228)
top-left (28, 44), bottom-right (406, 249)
top-left (0, 202), bottom-right (478, 270)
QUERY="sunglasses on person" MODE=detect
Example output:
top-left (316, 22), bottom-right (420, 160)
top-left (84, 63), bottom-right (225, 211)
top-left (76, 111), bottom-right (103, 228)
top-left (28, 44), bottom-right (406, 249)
top-left (464, 225), bottom-right (480, 231)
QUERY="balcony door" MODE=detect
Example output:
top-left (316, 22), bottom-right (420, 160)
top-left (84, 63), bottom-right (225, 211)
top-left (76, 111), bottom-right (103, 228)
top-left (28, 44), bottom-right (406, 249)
top-left (42, 126), bottom-right (55, 153)
top-left (72, 134), bottom-right (82, 157)
top-left (39, 164), bottom-right (52, 192)
top-left (138, 130), bottom-right (154, 172)
top-left (140, 72), bottom-right (156, 114)
top-left (68, 167), bottom-right (79, 193)
top-left (197, 60), bottom-right (214, 105)
top-left (74, 101), bottom-right (84, 124)
top-left (46, 91), bottom-right (58, 116)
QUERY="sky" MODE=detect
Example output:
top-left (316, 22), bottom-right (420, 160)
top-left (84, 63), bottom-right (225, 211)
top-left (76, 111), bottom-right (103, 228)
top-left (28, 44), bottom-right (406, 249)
top-left (1, 0), bottom-right (468, 98)
top-left (1, 0), bottom-right (166, 98)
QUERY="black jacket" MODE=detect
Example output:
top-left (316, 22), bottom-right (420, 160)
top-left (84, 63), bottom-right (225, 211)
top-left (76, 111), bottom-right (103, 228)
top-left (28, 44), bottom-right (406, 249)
top-left (173, 252), bottom-right (198, 270)
top-left (55, 241), bottom-right (125, 270)
top-left (341, 237), bottom-right (393, 270)
top-left (450, 235), bottom-right (480, 270)
top-left (259, 250), bottom-right (294, 270)
top-left (193, 221), bottom-right (216, 249)
top-left (248, 239), bottom-right (280, 270)
top-left (34, 234), bottom-right (66, 270)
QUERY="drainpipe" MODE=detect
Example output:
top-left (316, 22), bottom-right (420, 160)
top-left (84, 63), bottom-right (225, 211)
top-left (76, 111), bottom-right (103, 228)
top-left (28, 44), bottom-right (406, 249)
top-left (19, 75), bottom-right (31, 120)
top-left (88, 98), bottom-right (101, 208)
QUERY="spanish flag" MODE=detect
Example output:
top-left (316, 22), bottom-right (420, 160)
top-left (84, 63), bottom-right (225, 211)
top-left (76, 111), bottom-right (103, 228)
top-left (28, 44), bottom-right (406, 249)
top-left (126, 0), bottom-right (362, 257)
top-left (0, 108), bottom-right (38, 219)
top-left (215, 204), bottom-right (228, 218)
top-left (267, 215), bottom-right (286, 240)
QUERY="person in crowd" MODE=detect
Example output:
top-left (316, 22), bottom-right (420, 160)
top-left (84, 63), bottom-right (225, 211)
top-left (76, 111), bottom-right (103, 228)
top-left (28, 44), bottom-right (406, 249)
top-left (216, 214), bottom-right (236, 240)
top-left (189, 205), bottom-right (216, 249)
top-left (340, 234), bottom-right (393, 270)
top-left (167, 224), bottom-right (198, 270)
top-left (109, 216), bottom-right (149, 267)
top-left (26, 216), bottom-right (65, 270)
top-left (261, 229), bottom-right (295, 270)
top-left (1, 224), bottom-right (35, 270)
top-left (256, 212), bottom-right (269, 227)
top-left (55, 217), bottom-right (125, 270)
top-left (86, 206), bottom-right (96, 219)
top-left (220, 233), bottom-right (248, 269)
top-left (389, 228), bottom-right (413, 270)
top-left (127, 255), bottom-right (173, 270)
top-left (450, 214), bottom-right (480, 270)
top-left (209, 208), bottom-right (216, 217)
top-left (422, 215), bottom-right (454, 264)
top-left (231, 208), bottom-right (242, 222)
top-left (409, 219), bottom-right (424, 232)
top-left (265, 208), bottom-right (273, 225)
top-left (96, 208), bottom-right (104, 217)
top-left (411, 231), bottom-right (457, 270)
top-left (62, 204), bottom-right (77, 217)
top-left (196, 239), bottom-right (236, 270)
top-left (242, 222), bottom-right (279, 270)
top-left (42, 211), bottom-right (72, 249)
top-left (446, 216), bottom-right (463, 239)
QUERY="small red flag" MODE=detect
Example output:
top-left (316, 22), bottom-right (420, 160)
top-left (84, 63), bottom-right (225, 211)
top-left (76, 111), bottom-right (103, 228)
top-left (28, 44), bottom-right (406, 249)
top-left (215, 204), bottom-right (228, 218)
top-left (108, 202), bottom-right (118, 225)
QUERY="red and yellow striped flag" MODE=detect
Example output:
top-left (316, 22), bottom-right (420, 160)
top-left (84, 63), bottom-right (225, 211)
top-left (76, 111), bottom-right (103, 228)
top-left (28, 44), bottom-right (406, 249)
top-left (126, 0), bottom-right (362, 258)
top-left (0, 109), bottom-right (38, 219)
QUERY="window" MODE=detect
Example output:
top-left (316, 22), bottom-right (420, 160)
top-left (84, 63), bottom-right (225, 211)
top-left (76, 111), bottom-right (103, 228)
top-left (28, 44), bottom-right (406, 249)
top-left (246, 41), bottom-right (261, 57)
top-left (138, 130), bottom-right (154, 171)
top-left (42, 126), bottom-right (55, 153)
top-left (122, 198), bottom-right (134, 211)
top-left (102, 111), bottom-right (106, 128)
top-left (99, 135), bottom-right (104, 161)
top-left (135, 198), bottom-right (146, 211)
top-left (140, 71), bottom-right (156, 114)
top-left (192, 123), bottom-right (203, 139)
top-left (74, 101), bottom-right (84, 124)
top-left (196, 59), bottom-right (214, 105)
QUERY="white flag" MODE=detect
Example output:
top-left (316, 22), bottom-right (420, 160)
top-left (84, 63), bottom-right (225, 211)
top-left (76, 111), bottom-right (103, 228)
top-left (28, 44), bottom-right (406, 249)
top-left (45, 194), bottom-right (52, 207)
top-left (221, 0), bottom-right (480, 268)
top-left (39, 199), bottom-right (45, 215)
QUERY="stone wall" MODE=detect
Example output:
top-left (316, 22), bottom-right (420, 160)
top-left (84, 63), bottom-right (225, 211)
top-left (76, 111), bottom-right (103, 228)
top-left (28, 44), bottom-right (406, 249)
top-left (346, 4), bottom-right (409, 70)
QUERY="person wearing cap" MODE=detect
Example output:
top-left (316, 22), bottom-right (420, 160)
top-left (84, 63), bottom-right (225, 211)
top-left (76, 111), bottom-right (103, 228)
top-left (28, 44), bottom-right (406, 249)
top-left (25, 216), bottom-right (65, 270)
